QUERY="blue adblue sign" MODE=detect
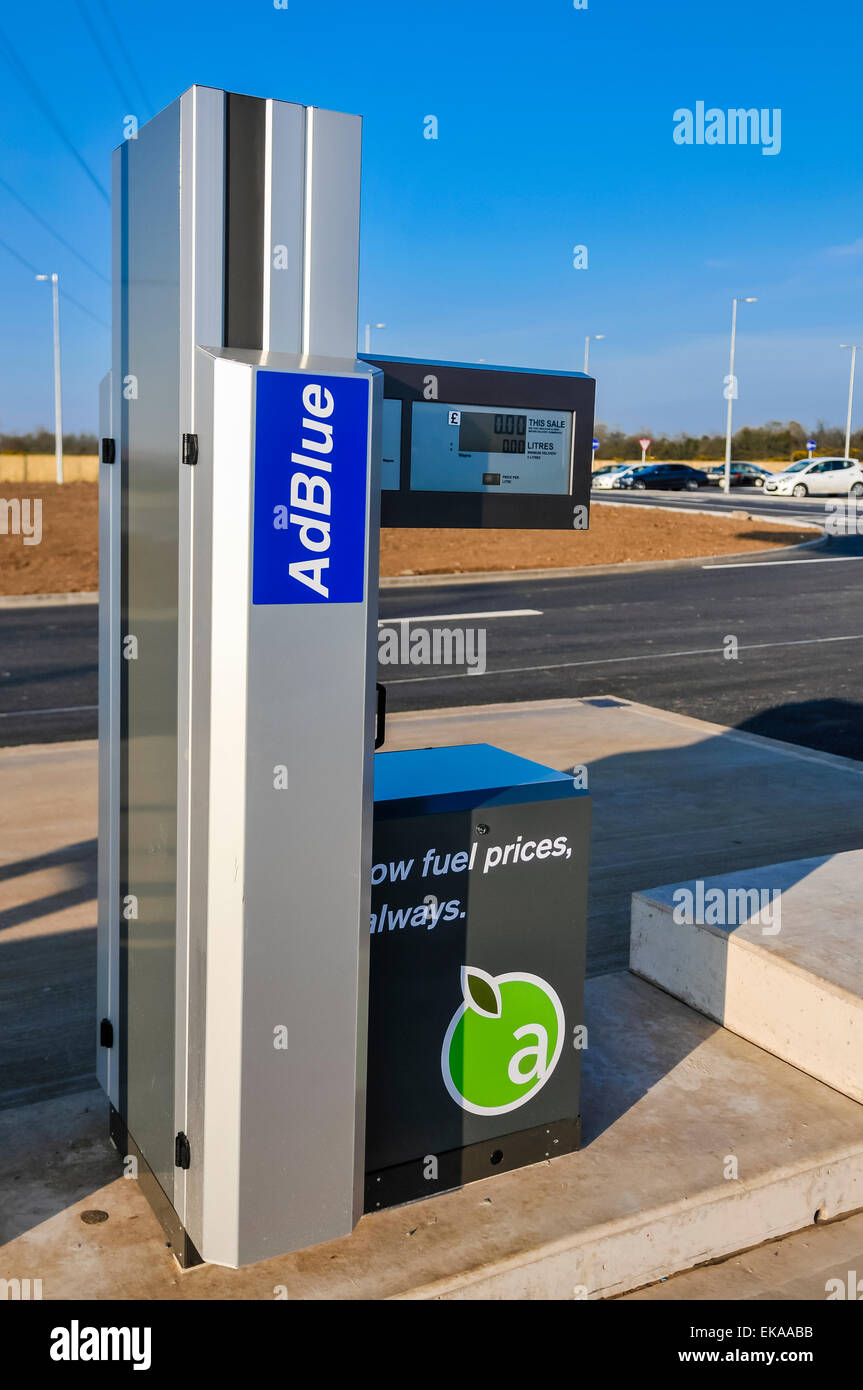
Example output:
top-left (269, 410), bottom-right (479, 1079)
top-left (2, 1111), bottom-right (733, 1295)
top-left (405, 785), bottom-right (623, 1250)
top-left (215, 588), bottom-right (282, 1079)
top-left (253, 369), bottom-right (369, 604)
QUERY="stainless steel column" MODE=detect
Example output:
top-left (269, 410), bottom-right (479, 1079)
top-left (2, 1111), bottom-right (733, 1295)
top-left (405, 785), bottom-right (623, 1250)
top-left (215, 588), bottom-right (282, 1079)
top-left (98, 87), bottom-right (374, 1265)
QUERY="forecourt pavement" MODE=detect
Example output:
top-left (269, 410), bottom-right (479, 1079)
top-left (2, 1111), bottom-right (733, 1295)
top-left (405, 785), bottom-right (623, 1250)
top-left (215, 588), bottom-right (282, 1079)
top-left (2, 699), bottom-right (862, 1297)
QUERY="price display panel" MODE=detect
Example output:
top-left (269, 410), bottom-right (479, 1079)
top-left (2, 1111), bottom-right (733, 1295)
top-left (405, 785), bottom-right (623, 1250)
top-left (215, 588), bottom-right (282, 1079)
top-left (362, 355), bottom-right (595, 530)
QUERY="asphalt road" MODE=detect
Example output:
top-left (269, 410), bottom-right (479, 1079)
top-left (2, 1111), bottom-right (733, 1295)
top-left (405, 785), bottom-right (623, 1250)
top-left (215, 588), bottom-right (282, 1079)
top-left (592, 482), bottom-right (837, 528)
top-left (2, 488), bottom-right (862, 758)
top-left (0, 603), bottom-right (97, 747)
top-left (379, 530), bottom-right (863, 759)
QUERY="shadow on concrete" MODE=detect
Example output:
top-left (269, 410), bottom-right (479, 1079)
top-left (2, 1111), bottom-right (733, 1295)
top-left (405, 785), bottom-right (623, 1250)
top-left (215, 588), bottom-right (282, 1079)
top-left (584, 697), bottom-right (863, 977)
top-left (0, 838), bottom-right (95, 886)
top-left (581, 696), bottom-right (863, 1143)
top-left (0, 925), bottom-right (97, 1112)
top-left (2, 697), bottom-right (863, 1231)
top-left (0, 838), bottom-right (96, 935)
top-left (0, 1088), bottom-right (119, 1247)
top-left (735, 698), bottom-right (863, 759)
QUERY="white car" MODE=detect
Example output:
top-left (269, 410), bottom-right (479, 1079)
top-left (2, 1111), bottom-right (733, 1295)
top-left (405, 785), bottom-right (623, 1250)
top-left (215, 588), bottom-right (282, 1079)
top-left (763, 457), bottom-right (863, 498)
top-left (593, 465), bottom-right (634, 489)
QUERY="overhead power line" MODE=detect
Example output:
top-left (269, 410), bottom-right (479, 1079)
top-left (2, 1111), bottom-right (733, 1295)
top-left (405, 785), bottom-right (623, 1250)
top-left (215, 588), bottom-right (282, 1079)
top-left (92, 0), bottom-right (153, 119)
top-left (75, 0), bottom-right (137, 115)
top-left (0, 232), bottom-right (40, 276)
top-left (0, 173), bottom-right (109, 283)
top-left (0, 235), bottom-right (109, 328)
top-left (0, 21), bottom-right (109, 204)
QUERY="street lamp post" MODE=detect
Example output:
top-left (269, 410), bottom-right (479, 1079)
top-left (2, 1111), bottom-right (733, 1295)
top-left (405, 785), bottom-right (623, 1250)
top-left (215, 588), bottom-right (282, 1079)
top-left (583, 333), bottom-right (604, 375)
top-left (36, 273), bottom-right (63, 484)
top-left (364, 322), bottom-right (386, 354)
top-left (840, 345), bottom-right (863, 459)
top-left (723, 297), bottom-right (757, 493)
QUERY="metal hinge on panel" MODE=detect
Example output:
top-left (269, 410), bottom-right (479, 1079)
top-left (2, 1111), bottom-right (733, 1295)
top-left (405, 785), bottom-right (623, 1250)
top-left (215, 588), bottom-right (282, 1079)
top-left (101, 438), bottom-right (116, 464)
top-left (182, 433), bottom-right (198, 466)
top-left (99, 1018), bottom-right (114, 1048)
top-left (175, 1132), bottom-right (191, 1169)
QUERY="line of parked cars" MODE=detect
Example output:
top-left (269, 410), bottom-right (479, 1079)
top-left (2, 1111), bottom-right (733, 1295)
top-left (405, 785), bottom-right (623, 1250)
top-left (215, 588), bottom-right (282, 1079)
top-left (593, 463), bottom-right (712, 491)
top-left (592, 457), bottom-right (863, 496)
top-left (703, 462), bottom-right (772, 488)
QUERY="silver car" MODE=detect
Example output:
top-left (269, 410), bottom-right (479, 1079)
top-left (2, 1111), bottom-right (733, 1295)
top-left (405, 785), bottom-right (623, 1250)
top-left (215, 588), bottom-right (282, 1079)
top-left (763, 457), bottom-right (863, 498)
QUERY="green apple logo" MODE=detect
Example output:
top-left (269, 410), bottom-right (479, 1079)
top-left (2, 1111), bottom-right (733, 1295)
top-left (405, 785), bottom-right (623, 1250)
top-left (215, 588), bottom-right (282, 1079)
top-left (441, 966), bottom-right (565, 1115)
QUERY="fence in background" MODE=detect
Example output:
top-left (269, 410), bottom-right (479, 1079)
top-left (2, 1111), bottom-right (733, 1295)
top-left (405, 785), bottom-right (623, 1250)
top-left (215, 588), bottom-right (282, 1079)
top-left (0, 454), bottom-right (98, 482)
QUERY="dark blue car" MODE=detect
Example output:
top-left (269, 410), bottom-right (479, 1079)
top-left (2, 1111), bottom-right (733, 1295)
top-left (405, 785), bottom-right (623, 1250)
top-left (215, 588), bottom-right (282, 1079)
top-left (615, 463), bottom-right (708, 491)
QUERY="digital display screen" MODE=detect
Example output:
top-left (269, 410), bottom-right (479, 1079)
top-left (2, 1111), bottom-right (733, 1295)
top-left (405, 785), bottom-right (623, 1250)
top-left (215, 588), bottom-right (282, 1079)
top-left (380, 397), bottom-right (402, 490)
top-left (459, 412), bottom-right (527, 454)
top-left (409, 401), bottom-right (573, 495)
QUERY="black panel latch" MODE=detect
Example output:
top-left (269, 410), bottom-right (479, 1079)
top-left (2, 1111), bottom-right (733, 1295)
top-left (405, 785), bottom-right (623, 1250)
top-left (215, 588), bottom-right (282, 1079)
top-left (101, 438), bottom-right (116, 464)
top-left (375, 683), bottom-right (387, 749)
top-left (182, 433), bottom-right (198, 466)
top-left (99, 1018), bottom-right (114, 1048)
top-left (175, 1132), bottom-right (191, 1170)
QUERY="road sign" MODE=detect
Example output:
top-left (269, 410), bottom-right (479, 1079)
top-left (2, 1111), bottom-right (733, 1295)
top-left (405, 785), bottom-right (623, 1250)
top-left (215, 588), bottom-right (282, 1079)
top-left (638, 438), bottom-right (651, 450)
top-left (592, 437), bottom-right (599, 449)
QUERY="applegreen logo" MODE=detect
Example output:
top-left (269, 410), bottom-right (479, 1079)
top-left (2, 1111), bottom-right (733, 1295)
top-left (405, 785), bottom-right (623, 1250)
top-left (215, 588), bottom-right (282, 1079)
top-left (441, 966), bottom-right (565, 1115)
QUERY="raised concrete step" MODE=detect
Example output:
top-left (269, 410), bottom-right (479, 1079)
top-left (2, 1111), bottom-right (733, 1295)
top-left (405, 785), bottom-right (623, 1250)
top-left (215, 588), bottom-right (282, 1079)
top-left (630, 851), bottom-right (863, 1103)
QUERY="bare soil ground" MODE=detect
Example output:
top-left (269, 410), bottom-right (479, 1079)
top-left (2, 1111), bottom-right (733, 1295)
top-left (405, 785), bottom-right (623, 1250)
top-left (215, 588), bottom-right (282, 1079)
top-left (0, 482), bottom-right (97, 595)
top-left (380, 503), bottom-right (818, 577)
top-left (0, 482), bottom-right (817, 593)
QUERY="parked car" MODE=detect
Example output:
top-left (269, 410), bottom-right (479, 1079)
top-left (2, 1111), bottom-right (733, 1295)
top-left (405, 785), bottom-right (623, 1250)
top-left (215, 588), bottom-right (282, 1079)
top-left (704, 462), bottom-right (771, 488)
top-left (614, 463), bottom-right (708, 491)
top-left (763, 457), bottom-right (863, 497)
top-left (593, 464), bottom-right (635, 489)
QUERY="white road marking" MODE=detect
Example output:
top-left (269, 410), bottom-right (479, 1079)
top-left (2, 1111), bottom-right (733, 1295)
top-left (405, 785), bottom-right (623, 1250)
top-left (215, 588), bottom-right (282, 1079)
top-left (0, 704), bottom-right (98, 718)
top-left (378, 609), bottom-right (541, 624)
top-left (387, 633), bottom-right (863, 683)
top-left (703, 556), bottom-right (863, 569)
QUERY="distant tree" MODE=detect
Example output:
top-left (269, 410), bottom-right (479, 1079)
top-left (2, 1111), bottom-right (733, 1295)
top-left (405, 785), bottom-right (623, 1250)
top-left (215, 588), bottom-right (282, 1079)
top-left (0, 429), bottom-right (99, 455)
top-left (594, 419), bottom-right (861, 462)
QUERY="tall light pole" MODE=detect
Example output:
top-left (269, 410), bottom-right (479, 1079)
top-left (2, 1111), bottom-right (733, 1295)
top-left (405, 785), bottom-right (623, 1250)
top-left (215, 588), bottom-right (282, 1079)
top-left (584, 333), bottom-right (604, 374)
top-left (36, 273), bottom-right (63, 484)
top-left (840, 345), bottom-right (863, 459)
top-left (723, 297), bottom-right (757, 493)
top-left (364, 321), bottom-right (386, 353)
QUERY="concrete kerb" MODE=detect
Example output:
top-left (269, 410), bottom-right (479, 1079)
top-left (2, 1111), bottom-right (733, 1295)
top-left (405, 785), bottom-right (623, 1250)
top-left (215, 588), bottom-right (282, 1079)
top-left (0, 510), bottom-right (825, 605)
top-left (381, 530), bottom-right (827, 589)
top-left (0, 591), bottom-right (99, 609)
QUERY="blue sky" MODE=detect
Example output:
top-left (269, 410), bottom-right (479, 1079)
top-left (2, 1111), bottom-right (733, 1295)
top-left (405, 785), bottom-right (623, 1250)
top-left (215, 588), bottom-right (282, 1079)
top-left (0, 0), bottom-right (861, 437)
